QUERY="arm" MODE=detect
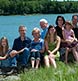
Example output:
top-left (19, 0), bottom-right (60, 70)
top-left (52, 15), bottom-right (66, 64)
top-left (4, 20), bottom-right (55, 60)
top-left (0, 54), bottom-right (7, 60)
top-left (39, 40), bottom-right (45, 53)
top-left (10, 48), bottom-right (25, 57)
top-left (51, 36), bottom-right (60, 54)
top-left (44, 40), bottom-right (51, 54)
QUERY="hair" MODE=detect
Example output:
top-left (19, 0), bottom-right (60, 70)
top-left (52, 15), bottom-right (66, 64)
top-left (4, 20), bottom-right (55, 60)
top-left (56, 16), bottom-right (65, 25)
top-left (44, 25), bottom-right (57, 43)
top-left (72, 15), bottom-right (78, 21)
top-left (32, 27), bottom-right (40, 37)
top-left (19, 25), bottom-right (27, 31)
top-left (0, 37), bottom-right (9, 56)
top-left (64, 21), bottom-right (73, 29)
top-left (39, 19), bottom-right (48, 23)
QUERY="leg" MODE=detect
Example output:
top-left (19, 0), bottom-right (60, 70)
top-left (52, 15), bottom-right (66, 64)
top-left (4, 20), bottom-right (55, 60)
top-left (72, 47), bottom-right (78, 62)
top-left (49, 56), bottom-right (56, 68)
top-left (20, 48), bottom-right (30, 65)
top-left (44, 55), bottom-right (50, 67)
top-left (31, 52), bottom-right (35, 68)
top-left (48, 54), bottom-right (56, 68)
top-left (35, 52), bottom-right (40, 69)
top-left (9, 56), bottom-right (17, 67)
top-left (65, 47), bottom-right (70, 64)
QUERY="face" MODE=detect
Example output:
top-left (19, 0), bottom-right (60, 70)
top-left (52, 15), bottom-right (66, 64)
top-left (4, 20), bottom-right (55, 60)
top-left (72, 16), bottom-right (78, 25)
top-left (49, 27), bottom-right (55, 34)
top-left (40, 22), bottom-right (47, 29)
top-left (1, 39), bottom-right (7, 47)
top-left (58, 17), bottom-right (63, 26)
top-left (19, 27), bottom-right (26, 37)
top-left (32, 31), bottom-right (40, 39)
top-left (65, 24), bottom-right (71, 30)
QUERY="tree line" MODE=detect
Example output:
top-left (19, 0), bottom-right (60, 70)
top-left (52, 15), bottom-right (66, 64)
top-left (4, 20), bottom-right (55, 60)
top-left (0, 0), bottom-right (78, 15)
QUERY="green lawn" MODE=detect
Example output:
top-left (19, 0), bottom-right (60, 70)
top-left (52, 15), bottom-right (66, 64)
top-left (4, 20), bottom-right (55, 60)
top-left (20, 61), bottom-right (78, 81)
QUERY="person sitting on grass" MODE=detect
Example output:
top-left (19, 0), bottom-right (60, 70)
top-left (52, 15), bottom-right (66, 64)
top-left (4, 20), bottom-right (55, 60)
top-left (44, 25), bottom-right (60, 68)
top-left (0, 36), bottom-right (26, 74)
top-left (30, 28), bottom-right (44, 69)
top-left (62, 21), bottom-right (78, 64)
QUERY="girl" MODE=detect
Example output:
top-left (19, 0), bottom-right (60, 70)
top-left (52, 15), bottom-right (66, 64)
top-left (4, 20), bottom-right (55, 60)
top-left (44, 25), bottom-right (60, 68)
top-left (0, 37), bottom-right (25, 66)
top-left (0, 37), bottom-right (17, 67)
top-left (62, 21), bottom-right (78, 64)
top-left (30, 28), bottom-right (44, 69)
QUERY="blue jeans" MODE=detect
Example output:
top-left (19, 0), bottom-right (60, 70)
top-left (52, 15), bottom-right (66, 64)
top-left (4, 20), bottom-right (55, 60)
top-left (31, 51), bottom-right (40, 60)
top-left (0, 56), bottom-right (17, 67)
top-left (17, 48), bottom-right (30, 66)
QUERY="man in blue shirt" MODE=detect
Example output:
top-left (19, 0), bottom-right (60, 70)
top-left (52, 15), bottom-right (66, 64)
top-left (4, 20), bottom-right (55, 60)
top-left (12, 25), bottom-right (31, 67)
top-left (40, 19), bottom-right (48, 39)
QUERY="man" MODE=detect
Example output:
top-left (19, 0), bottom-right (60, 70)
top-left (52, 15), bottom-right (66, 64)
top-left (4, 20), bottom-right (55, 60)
top-left (40, 19), bottom-right (48, 39)
top-left (72, 15), bottom-right (78, 39)
top-left (12, 25), bottom-right (31, 67)
top-left (39, 19), bottom-right (48, 65)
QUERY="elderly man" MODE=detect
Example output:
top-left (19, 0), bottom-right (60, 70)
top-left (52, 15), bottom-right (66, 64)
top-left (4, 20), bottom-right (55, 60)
top-left (40, 19), bottom-right (48, 39)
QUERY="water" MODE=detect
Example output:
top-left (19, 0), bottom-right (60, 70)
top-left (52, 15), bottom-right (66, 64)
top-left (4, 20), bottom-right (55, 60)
top-left (0, 14), bottom-right (75, 47)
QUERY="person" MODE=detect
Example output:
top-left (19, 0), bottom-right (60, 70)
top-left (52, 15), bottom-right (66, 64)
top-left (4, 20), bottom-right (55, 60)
top-left (62, 21), bottom-right (78, 64)
top-left (39, 19), bottom-right (48, 65)
top-left (44, 25), bottom-right (60, 68)
top-left (55, 16), bottom-right (65, 61)
top-left (40, 19), bottom-right (48, 39)
top-left (30, 28), bottom-right (44, 69)
top-left (12, 25), bottom-right (31, 68)
top-left (0, 37), bottom-right (17, 71)
top-left (72, 15), bottom-right (78, 40)
top-left (55, 16), bottom-right (65, 40)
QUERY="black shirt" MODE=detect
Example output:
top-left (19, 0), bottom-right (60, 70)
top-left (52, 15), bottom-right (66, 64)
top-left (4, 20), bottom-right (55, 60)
top-left (12, 36), bottom-right (31, 51)
top-left (55, 26), bottom-right (63, 39)
top-left (73, 28), bottom-right (78, 40)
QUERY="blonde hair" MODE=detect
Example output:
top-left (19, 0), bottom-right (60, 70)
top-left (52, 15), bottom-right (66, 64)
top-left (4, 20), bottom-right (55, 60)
top-left (32, 27), bottom-right (40, 36)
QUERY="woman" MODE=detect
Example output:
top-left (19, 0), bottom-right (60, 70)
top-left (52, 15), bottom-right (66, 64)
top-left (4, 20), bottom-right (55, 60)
top-left (44, 25), bottom-right (60, 68)
top-left (30, 28), bottom-right (44, 69)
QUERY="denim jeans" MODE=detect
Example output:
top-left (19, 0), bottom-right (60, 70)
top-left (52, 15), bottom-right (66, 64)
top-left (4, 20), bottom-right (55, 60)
top-left (0, 56), bottom-right (17, 67)
top-left (30, 51), bottom-right (40, 60)
top-left (17, 48), bottom-right (30, 66)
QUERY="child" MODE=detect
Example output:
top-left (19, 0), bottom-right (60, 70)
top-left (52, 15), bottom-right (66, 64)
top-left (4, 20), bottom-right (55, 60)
top-left (44, 25), bottom-right (60, 68)
top-left (0, 37), bottom-right (17, 67)
top-left (30, 28), bottom-right (44, 69)
top-left (62, 21), bottom-right (78, 64)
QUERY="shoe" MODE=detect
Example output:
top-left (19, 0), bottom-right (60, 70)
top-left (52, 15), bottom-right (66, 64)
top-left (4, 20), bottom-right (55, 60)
top-left (6, 68), bottom-right (17, 75)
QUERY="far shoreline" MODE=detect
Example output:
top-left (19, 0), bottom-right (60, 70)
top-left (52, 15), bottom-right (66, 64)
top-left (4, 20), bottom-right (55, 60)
top-left (0, 13), bottom-right (78, 16)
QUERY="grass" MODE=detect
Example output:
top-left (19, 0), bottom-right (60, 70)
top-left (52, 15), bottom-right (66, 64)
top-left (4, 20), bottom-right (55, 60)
top-left (19, 61), bottom-right (78, 81)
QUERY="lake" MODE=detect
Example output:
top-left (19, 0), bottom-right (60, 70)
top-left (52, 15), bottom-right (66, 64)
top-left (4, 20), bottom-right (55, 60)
top-left (0, 14), bottom-right (75, 47)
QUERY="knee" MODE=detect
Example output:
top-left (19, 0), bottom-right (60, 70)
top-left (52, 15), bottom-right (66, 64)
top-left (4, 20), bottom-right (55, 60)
top-left (24, 48), bottom-right (29, 51)
top-left (66, 47), bottom-right (70, 51)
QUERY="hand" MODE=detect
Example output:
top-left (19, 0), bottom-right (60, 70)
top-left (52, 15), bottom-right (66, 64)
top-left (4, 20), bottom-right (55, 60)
top-left (31, 49), bottom-right (38, 52)
top-left (10, 50), bottom-right (18, 57)
top-left (48, 50), bottom-right (51, 54)
top-left (49, 54), bottom-right (55, 58)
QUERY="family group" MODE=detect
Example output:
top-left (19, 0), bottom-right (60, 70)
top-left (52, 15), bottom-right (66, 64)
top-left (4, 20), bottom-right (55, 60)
top-left (0, 14), bottom-right (78, 74)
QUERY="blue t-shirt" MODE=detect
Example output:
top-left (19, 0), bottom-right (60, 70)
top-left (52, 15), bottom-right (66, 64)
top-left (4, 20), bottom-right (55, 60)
top-left (30, 38), bottom-right (44, 51)
top-left (41, 27), bottom-right (48, 39)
